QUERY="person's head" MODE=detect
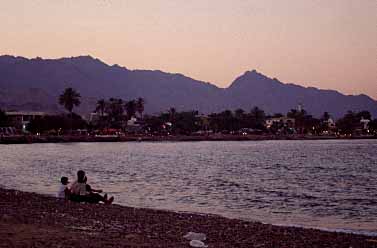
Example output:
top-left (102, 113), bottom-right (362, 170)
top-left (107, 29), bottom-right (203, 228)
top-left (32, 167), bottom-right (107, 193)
top-left (83, 176), bottom-right (87, 183)
top-left (77, 170), bottom-right (86, 183)
top-left (60, 176), bottom-right (69, 185)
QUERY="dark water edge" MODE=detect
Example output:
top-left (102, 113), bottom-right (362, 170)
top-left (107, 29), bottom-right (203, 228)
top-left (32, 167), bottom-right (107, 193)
top-left (1, 134), bottom-right (376, 144)
top-left (2, 184), bottom-right (377, 237)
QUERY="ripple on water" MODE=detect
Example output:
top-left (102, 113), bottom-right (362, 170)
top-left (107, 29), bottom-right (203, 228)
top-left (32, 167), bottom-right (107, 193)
top-left (0, 140), bottom-right (377, 234)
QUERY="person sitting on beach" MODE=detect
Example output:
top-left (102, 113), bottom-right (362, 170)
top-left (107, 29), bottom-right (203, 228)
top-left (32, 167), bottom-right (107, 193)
top-left (70, 170), bottom-right (114, 204)
top-left (84, 175), bottom-right (114, 204)
top-left (57, 176), bottom-right (71, 199)
top-left (70, 170), bottom-right (87, 202)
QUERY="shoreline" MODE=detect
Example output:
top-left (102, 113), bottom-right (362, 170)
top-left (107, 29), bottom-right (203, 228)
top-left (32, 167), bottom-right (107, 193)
top-left (0, 134), bottom-right (376, 144)
top-left (1, 188), bottom-right (376, 247)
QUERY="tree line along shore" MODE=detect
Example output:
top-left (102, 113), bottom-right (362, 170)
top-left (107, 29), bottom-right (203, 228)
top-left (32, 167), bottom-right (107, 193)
top-left (1, 87), bottom-right (377, 139)
top-left (1, 187), bottom-right (376, 248)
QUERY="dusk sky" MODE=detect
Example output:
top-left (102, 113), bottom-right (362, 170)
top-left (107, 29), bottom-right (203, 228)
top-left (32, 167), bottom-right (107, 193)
top-left (1, 0), bottom-right (376, 99)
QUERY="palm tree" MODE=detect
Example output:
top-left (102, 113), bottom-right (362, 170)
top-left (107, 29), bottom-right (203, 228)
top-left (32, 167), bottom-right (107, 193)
top-left (94, 99), bottom-right (107, 128)
top-left (59, 87), bottom-right (81, 116)
top-left (125, 100), bottom-right (137, 120)
top-left (136, 97), bottom-right (145, 119)
top-left (168, 107), bottom-right (176, 123)
top-left (250, 106), bottom-right (266, 128)
top-left (107, 98), bottom-right (124, 118)
top-left (95, 99), bottom-right (107, 118)
top-left (105, 98), bottom-right (124, 128)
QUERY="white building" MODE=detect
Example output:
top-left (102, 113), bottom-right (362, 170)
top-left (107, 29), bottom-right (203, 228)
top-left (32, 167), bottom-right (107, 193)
top-left (360, 117), bottom-right (370, 130)
top-left (265, 117), bottom-right (295, 129)
top-left (324, 118), bottom-right (336, 129)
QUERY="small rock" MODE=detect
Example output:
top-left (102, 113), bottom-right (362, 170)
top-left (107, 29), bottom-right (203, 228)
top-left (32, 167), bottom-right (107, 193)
top-left (184, 232), bottom-right (207, 241)
top-left (189, 240), bottom-right (208, 248)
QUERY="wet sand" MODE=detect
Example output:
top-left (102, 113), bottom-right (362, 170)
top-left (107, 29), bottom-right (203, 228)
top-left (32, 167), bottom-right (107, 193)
top-left (0, 188), bottom-right (376, 247)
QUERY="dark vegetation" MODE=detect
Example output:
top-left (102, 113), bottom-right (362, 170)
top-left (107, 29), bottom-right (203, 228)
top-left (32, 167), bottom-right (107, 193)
top-left (26, 113), bottom-right (87, 134)
top-left (0, 108), bottom-right (7, 127)
top-left (1, 87), bottom-right (376, 136)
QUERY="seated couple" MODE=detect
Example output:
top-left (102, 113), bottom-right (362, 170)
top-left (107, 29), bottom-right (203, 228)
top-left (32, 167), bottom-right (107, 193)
top-left (57, 170), bottom-right (114, 204)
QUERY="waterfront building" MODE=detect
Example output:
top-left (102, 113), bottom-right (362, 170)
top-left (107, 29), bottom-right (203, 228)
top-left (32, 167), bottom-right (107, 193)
top-left (5, 111), bottom-right (48, 132)
top-left (265, 117), bottom-right (295, 129)
top-left (324, 118), bottom-right (336, 129)
top-left (360, 117), bottom-right (370, 130)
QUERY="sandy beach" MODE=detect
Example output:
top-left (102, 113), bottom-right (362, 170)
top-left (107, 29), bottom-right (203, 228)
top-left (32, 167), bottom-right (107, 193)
top-left (0, 188), bottom-right (376, 248)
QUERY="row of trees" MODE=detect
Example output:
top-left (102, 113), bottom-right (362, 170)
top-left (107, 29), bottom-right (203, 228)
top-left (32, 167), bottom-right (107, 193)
top-left (143, 107), bottom-right (268, 135)
top-left (26, 88), bottom-right (146, 132)
top-left (58, 87), bottom-right (146, 127)
top-left (142, 107), bottom-right (377, 135)
top-left (336, 111), bottom-right (376, 134)
top-left (144, 109), bottom-right (203, 135)
top-left (27, 113), bottom-right (87, 134)
top-left (55, 88), bottom-right (359, 135)
top-left (207, 107), bottom-right (267, 132)
top-left (272, 109), bottom-right (376, 135)
top-left (19, 107), bottom-right (377, 135)
top-left (94, 97), bottom-right (145, 128)
top-left (1, 87), bottom-right (377, 136)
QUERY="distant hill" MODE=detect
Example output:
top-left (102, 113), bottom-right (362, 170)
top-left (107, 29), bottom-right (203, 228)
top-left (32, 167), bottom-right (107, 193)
top-left (0, 55), bottom-right (376, 118)
top-left (226, 70), bottom-right (377, 118)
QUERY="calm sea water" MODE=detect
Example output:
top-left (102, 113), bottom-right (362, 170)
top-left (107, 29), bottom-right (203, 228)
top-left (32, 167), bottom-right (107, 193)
top-left (1, 140), bottom-right (376, 235)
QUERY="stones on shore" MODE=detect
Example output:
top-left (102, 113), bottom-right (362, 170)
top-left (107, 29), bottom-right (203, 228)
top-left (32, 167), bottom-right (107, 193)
top-left (184, 232), bottom-right (208, 247)
top-left (184, 231), bottom-right (207, 241)
top-left (0, 187), bottom-right (375, 248)
top-left (189, 239), bottom-right (208, 247)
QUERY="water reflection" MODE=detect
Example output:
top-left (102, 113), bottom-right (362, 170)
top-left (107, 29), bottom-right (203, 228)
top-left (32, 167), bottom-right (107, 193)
top-left (0, 140), bottom-right (376, 234)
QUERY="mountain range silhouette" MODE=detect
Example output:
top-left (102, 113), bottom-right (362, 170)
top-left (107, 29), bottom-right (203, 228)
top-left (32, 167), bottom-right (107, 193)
top-left (0, 55), bottom-right (376, 118)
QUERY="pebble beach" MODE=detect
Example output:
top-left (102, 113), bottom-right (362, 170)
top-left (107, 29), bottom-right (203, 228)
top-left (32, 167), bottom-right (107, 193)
top-left (1, 188), bottom-right (376, 248)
